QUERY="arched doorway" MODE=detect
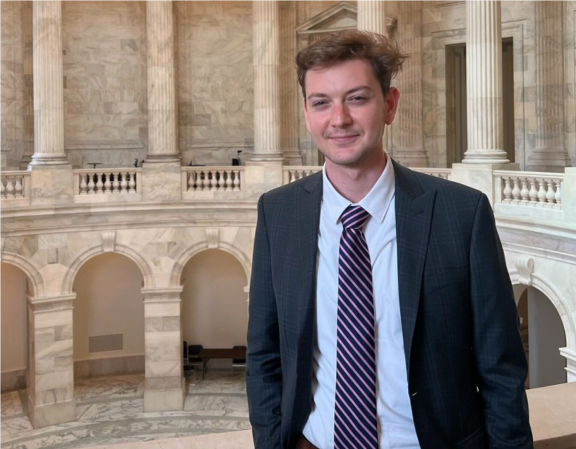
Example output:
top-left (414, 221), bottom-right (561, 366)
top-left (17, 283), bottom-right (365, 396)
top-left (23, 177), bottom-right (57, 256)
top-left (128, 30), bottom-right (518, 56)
top-left (72, 253), bottom-right (145, 379)
top-left (181, 249), bottom-right (248, 373)
top-left (1, 263), bottom-right (29, 392)
top-left (515, 285), bottom-right (567, 388)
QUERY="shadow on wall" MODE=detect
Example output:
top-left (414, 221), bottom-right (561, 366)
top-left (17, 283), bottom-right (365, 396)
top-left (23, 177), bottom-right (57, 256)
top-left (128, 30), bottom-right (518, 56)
top-left (514, 284), bottom-right (567, 389)
top-left (181, 249), bottom-right (248, 370)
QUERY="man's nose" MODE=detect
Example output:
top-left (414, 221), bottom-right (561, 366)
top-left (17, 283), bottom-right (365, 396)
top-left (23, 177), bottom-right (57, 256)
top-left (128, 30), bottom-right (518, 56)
top-left (330, 104), bottom-right (352, 127)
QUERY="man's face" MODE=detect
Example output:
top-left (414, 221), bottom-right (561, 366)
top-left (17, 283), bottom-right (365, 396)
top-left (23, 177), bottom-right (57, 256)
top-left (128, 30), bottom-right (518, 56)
top-left (303, 59), bottom-right (399, 169)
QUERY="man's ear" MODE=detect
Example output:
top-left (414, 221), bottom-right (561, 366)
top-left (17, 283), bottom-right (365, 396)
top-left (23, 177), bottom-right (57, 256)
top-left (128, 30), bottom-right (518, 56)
top-left (384, 87), bottom-right (400, 125)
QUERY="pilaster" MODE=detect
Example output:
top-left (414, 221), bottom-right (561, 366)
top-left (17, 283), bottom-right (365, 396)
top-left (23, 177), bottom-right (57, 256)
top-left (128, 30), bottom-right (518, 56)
top-left (527, 1), bottom-right (570, 172)
top-left (393, 1), bottom-right (428, 167)
top-left (463, 0), bottom-right (509, 164)
top-left (142, 287), bottom-right (185, 412)
top-left (27, 294), bottom-right (76, 428)
top-left (30, 1), bottom-right (68, 166)
top-left (146, 1), bottom-right (179, 164)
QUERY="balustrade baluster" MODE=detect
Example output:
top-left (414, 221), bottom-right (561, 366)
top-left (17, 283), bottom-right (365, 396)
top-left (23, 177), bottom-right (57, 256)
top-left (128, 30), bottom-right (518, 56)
top-left (6, 178), bottom-right (15, 199)
top-left (95, 172), bottom-right (104, 194)
top-left (225, 170), bottom-right (232, 191)
top-left (87, 173), bottom-right (96, 194)
top-left (187, 172), bottom-right (195, 192)
top-left (79, 174), bottom-right (88, 195)
top-left (209, 171), bottom-right (217, 191)
top-left (120, 172), bottom-right (128, 193)
top-left (528, 179), bottom-right (538, 204)
top-left (502, 177), bottom-right (512, 203)
top-left (128, 172), bottom-right (136, 193)
top-left (536, 179), bottom-right (547, 206)
top-left (112, 172), bottom-right (120, 193)
top-left (511, 177), bottom-right (521, 204)
top-left (555, 181), bottom-right (562, 207)
top-left (200, 171), bottom-right (207, 191)
top-left (545, 179), bottom-right (555, 205)
top-left (233, 170), bottom-right (240, 191)
top-left (104, 172), bottom-right (112, 194)
top-left (14, 177), bottom-right (23, 198)
top-left (1, 178), bottom-right (6, 199)
top-left (519, 178), bottom-right (529, 205)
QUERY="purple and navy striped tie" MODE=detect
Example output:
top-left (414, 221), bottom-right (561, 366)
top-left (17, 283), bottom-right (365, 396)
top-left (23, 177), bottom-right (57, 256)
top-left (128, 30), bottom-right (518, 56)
top-left (334, 205), bottom-right (378, 449)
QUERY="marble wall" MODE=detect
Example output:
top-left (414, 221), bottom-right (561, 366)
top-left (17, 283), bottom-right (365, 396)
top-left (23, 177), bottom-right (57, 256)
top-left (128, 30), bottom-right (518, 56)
top-left (62, 1), bottom-right (147, 167)
top-left (175, 1), bottom-right (254, 166)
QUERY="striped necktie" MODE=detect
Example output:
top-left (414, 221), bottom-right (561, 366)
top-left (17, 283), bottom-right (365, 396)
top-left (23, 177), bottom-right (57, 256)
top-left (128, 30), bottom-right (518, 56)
top-left (334, 205), bottom-right (378, 448)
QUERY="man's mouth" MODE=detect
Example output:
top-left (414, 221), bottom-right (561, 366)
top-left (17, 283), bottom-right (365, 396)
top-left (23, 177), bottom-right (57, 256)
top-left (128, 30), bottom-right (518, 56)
top-left (328, 135), bottom-right (359, 143)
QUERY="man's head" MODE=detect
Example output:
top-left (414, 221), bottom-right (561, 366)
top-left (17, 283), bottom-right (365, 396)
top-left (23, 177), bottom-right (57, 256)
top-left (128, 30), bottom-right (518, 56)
top-left (296, 30), bottom-right (406, 170)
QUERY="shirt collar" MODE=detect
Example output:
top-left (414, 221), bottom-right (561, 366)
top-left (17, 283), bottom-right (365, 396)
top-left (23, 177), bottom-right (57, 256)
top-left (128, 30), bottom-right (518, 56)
top-left (322, 152), bottom-right (396, 226)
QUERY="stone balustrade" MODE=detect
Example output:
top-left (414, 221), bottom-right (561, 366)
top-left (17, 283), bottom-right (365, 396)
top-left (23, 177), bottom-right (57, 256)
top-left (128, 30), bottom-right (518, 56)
top-left (495, 171), bottom-right (563, 209)
top-left (1, 171), bottom-right (31, 206)
top-left (182, 167), bottom-right (244, 194)
top-left (411, 167), bottom-right (453, 180)
top-left (73, 168), bottom-right (142, 203)
top-left (283, 166), bottom-right (322, 184)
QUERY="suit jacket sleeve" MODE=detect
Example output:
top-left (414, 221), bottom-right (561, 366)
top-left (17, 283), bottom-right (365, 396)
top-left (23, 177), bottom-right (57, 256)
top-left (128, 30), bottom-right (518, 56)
top-left (470, 194), bottom-right (533, 448)
top-left (246, 194), bottom-right (283, 448)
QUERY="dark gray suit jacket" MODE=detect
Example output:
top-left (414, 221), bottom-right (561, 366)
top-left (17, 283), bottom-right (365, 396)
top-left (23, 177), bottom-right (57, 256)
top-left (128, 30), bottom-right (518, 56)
top-left (246, 161), bottom-right (533, 449)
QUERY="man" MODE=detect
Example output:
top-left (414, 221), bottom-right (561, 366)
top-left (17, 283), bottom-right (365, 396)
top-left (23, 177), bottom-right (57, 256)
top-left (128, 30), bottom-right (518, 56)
top-left (246, 30), bottom-right (532, 449)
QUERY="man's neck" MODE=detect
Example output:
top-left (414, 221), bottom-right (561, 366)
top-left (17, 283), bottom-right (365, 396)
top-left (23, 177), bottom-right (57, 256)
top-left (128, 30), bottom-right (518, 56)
top-left (325, 153), bottom-right (387, 204)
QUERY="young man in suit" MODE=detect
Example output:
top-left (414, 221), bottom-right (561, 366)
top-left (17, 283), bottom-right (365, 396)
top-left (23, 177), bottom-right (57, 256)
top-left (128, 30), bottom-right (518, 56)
top-left (246, 30), bottom-right (532, 449)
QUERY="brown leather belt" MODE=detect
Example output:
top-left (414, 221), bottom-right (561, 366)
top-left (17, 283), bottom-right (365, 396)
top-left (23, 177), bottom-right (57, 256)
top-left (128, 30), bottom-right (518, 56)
top-left (298, 434), bottom-right (319, 449)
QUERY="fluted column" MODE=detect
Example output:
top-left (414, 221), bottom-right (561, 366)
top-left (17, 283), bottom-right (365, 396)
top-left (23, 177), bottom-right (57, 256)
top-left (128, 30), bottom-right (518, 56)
top-left (357, 0), bottom-right (386, 34)
top-left (462, 0), bottom-right (508, 164)
top-left (146, 1), bottom-right (179, 163)
top-left (30, 1), bottom-right (67, 166)
top-left (394, 2), bottom-right (428, 167)
top-left (251, 1), bottom-right (282, 161)
top-left (280, 1), bottom-right (301, 165)
top-left (527, 1), bottom-right (569, 172)
top-left (21, 1), bottom-right (34, 169)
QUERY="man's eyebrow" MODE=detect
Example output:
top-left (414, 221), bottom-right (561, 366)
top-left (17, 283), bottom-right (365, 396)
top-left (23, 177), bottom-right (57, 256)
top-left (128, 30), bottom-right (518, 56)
top-left (306, 86), bottom-right (372, 101)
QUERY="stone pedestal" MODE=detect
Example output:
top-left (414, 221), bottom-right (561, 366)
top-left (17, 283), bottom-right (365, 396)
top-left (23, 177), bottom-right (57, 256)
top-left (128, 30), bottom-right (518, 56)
top-left (562, 168), bottom-right (576, 226)
top-left (141, 162), bottom-right (182, 201)
top-left (143, 287), bottom-right (185, 412)
top-left (29, 164), bottom-right (74, 206)
top-left (451, 162), bottom-right (519, 205)
top-left (244, 160), bottom-right (283, 199)
top-left (27, 295), bottom-right (76, 428)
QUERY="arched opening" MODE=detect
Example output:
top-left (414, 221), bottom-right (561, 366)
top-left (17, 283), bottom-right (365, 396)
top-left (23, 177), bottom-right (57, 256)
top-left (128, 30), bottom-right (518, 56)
top-left (1, 263), bottom-right (30, 393)
top-left (514, 284), bottom-right (567, 388)
top-left (181, 249), bottom-right (248, 376)
top-left (72, 253), bottom-right (145, 379)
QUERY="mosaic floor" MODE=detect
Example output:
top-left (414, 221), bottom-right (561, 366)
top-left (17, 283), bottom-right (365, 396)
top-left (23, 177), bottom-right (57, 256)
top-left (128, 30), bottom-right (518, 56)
top-left (1, 371), bottom-right (251, 449)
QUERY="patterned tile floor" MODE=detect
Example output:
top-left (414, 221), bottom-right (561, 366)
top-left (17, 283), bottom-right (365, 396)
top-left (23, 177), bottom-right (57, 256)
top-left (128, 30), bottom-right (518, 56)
top-left (1, 371), bottom-right (251, 449)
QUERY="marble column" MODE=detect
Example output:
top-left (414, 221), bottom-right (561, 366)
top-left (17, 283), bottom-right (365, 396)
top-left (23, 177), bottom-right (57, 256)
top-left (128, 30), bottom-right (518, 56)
top-left (27, 295), bottom-right (76, 428)
top-left (142, 287), bottom-right (185, 412)
top-left (357, 0), bottom-right (386, 34)
top-left (142, 1), bottom-right (182, 201)
top-left (527, 1), bottom-right (569, 172)
top-left (30, 1), bottom-right (67, 166)
top-left (145, 1), bottom-right (179, 164)
top-left (462, 0), bottom-right (509, 164)
top-left (280, 1), bottom-right (301, 165)
top-left (393, 2), bottom-right (428, 167)
top-left (21, 1), bottom-right (34, 169)
top-left (251, 1), bottom-right (282, 162)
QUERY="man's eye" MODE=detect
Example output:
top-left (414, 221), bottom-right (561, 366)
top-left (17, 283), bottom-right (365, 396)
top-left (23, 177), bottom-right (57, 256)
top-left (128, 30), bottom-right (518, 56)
top-left (312, 100), bottom-right (327, 107)
top-left (350, 96), bottom-right (366, 102)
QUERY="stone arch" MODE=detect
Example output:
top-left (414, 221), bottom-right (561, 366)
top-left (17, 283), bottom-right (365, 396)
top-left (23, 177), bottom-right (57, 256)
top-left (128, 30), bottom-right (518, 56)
top-left (0, 252), bottom-right (44, 297)
top-left (170, 241), bottom-right (251, 287)
top-left (510, 272), bottom-right (575, 349)
top-left (62, 244), bottom-right (155, 295)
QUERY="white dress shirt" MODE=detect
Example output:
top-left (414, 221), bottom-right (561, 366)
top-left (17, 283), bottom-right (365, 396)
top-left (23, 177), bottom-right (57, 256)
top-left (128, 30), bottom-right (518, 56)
top-left (302, 157), bottom-right (420, 449)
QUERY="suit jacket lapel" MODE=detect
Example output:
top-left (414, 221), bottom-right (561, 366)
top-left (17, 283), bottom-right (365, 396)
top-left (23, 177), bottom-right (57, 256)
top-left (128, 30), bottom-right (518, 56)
top-left (296, 172), bottom-right (323, 338)
top-left (393, 160), bottom-right (436, 377)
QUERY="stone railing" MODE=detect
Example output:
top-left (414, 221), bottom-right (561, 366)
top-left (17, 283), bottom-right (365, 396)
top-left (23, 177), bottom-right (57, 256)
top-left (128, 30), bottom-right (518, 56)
top-left (494, 171), bottom-right (563, 210)
top-left (411, 167), bottom-right (452, 180)
top-left (73, 168), bottom-right (142, 203)
top-left (182, 167), bottom-right (244, 197)
top-left (283, 166), bottom-right (322, 184)
top-left (1, 171), bottom-right (31, 206)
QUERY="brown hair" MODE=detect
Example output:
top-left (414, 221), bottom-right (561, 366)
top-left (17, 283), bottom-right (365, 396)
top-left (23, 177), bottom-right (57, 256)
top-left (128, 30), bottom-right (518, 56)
top-left (296, 29), bottom-right (407, 99)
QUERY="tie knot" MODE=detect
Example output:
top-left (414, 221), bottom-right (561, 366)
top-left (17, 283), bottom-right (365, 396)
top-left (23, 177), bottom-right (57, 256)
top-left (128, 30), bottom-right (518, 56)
top-left (341, 205), bottom-right (370, 230)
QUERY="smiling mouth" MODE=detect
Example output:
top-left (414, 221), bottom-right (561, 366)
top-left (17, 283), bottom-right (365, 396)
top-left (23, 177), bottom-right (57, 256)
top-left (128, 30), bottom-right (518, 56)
top-left (328, 135), bottom-right (359, 142)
